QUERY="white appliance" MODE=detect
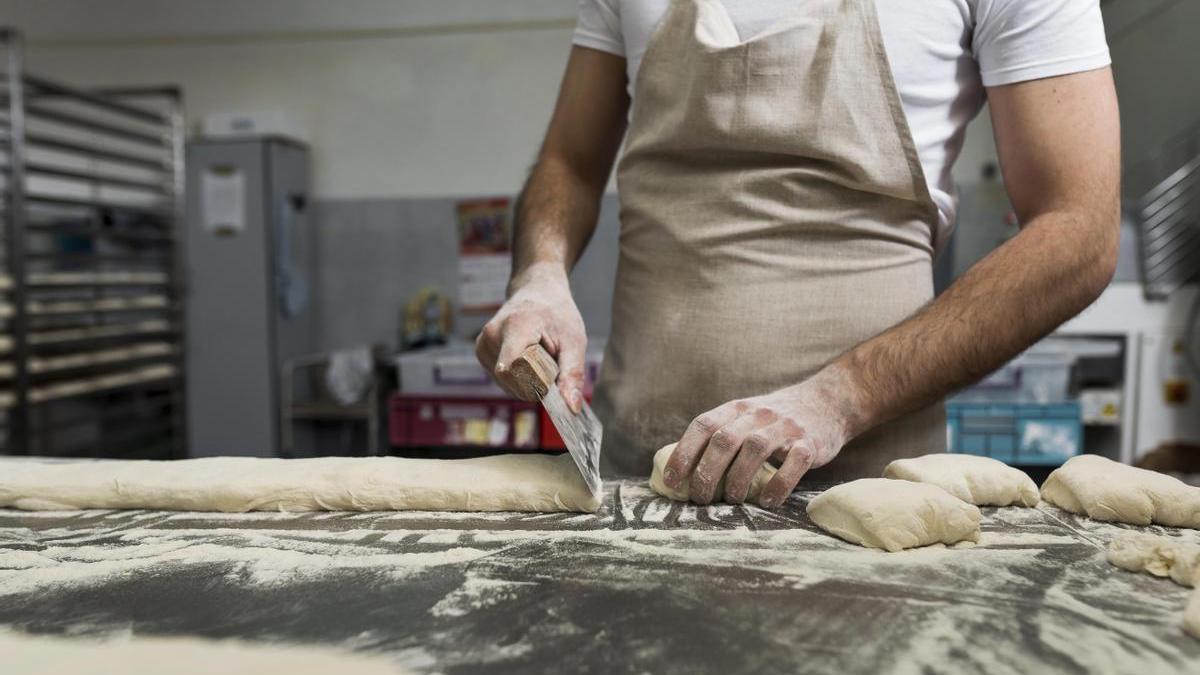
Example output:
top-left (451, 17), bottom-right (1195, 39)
top-left (1060, 284), bottom-right (1200, 463)
top-left (1136, 330), bottom-right (1200, 454)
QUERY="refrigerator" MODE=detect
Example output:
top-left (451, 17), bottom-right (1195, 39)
top-left (184, 137), bottom-right (314, 457)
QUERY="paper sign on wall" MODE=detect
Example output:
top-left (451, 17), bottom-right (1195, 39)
top-left (202, 164), bottom-right (246, 237)
top-left (456, 197), bottom-right (512, 313)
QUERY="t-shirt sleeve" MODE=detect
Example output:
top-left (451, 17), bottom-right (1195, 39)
top-left (573, 0), bottom-right (625, 57)
top-left (973, 0), bottom-right (1111, 87)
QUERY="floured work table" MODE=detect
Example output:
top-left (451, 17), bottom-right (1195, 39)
top-left (1, 479), bottom-right (1199, 674)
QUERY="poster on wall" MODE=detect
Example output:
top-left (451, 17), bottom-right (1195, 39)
top-left (456, 197), bottom-right (512, 313)
top-left (201, 164), bottom-right (246, 237)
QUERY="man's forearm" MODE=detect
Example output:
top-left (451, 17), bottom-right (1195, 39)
top-left (822, 208), bottom-right (1119, 441)
top-left (510, 156), bottom-right (605, 291)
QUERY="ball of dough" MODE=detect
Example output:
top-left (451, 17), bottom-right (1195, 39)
top-left (883, 453), bottom-right (1039, 507)
top-left (1041, 454), bottom-right (1200, 528)
top-left (648, 443), bottom-right (776, 503)
top-left (806, 478), bottom-right (982, 552)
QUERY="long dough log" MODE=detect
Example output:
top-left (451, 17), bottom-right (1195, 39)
top-left (0, 453), bottom-right (601, 514)
top-left (0, 630), bottom-right (404, 675)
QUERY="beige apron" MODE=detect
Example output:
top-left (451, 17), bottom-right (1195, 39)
top-left (593, 0), bottom-right (946, 479)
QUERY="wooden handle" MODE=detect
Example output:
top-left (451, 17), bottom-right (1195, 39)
top-left (509, 344), bottom-right (559, 400)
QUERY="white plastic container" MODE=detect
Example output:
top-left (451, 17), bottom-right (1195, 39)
top-left (396, 341), bottom-right (605, 398)
top-left (1015, 352), bottom-right (1075, 403)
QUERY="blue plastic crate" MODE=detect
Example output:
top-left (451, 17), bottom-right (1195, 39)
top-left (946, 400), bottom-right (1081, 466)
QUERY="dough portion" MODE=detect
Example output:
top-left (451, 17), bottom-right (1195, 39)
top-left (648, 442), bottom-right (776, 503)
top-left (1106, 533), bottom-right (1200, 639)
top-left (883, 453), bottom-right (1039, 507)
top-left (0, 453), bottom-right (600, 514)
top-left (1041, 454), bottom-right (1200, 528)
top-left (0, 631), bottom-right (405, 674)
top-left (806, 478), bottom-right (982, 552)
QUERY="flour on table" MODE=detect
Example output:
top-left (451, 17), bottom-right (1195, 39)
top-left (883, 454), bottom-right (1039, 507)
top-left (1106, 532), bottom-right (1200, 638)
top-left (806, 478), bottom-right (981, 552)
top-left (0, 453), bottom-right (600, 514)
top-left (430, 577), bottom-right (538, 619)
top-left (4, 489), bottom-right (1199, 673)
top-left (1187, 588), bottom-right (1200, 639)
top-left (1041, 454), bottom-right (1200, 528)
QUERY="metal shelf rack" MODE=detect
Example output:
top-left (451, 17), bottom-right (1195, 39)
top-left (1, 29), bottom-right (186, 458)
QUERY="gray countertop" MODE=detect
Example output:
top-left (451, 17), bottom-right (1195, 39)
top-left (1, 480), bottom-right (1198, 674)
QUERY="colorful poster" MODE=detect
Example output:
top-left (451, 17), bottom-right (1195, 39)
top-left (456, 197), bottom-right (512, 313)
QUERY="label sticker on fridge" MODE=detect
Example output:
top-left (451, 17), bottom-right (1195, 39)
top-left (202, 164), bottom-right (246, 237)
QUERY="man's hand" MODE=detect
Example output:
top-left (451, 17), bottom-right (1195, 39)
top-left (661, 367), bottom-right (858, 508)
top-left (476, 263), bottom-right (588, 412)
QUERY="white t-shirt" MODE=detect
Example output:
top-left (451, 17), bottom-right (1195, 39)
top-left (574, 0), bottom-right (1111, 238)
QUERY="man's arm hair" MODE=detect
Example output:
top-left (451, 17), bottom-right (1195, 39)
top-left (824, 67), bottom-right (1121, 439)
top-left (510, 46), bottom-right (630, 287)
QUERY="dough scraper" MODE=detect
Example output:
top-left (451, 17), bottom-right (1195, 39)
top-left (510, 344), bottom-right (603, 497)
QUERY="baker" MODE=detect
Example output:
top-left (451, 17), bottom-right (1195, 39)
top-left (477, 0), bottom-right (1119, 507)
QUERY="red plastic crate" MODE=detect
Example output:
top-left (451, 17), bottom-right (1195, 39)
top-left (389, 394), bottom-right (540, 449)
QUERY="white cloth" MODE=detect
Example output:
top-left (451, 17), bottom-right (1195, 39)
top-left (326, 346), bottom-right (373, 405)
top-left (573, 0), bottom-right (1111, 240)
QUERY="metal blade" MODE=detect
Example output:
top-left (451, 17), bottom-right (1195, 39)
top-left (541, 385), bottom-right (603, 497)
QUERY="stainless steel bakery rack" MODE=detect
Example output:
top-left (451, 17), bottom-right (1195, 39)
top-left (1126, 120), bottom-right (1200, 300)
top-left (0, 29), bottom-right (186, 458)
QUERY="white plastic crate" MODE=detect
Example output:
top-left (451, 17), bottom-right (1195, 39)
top-left (396, 341), bottom-right (605, 398)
